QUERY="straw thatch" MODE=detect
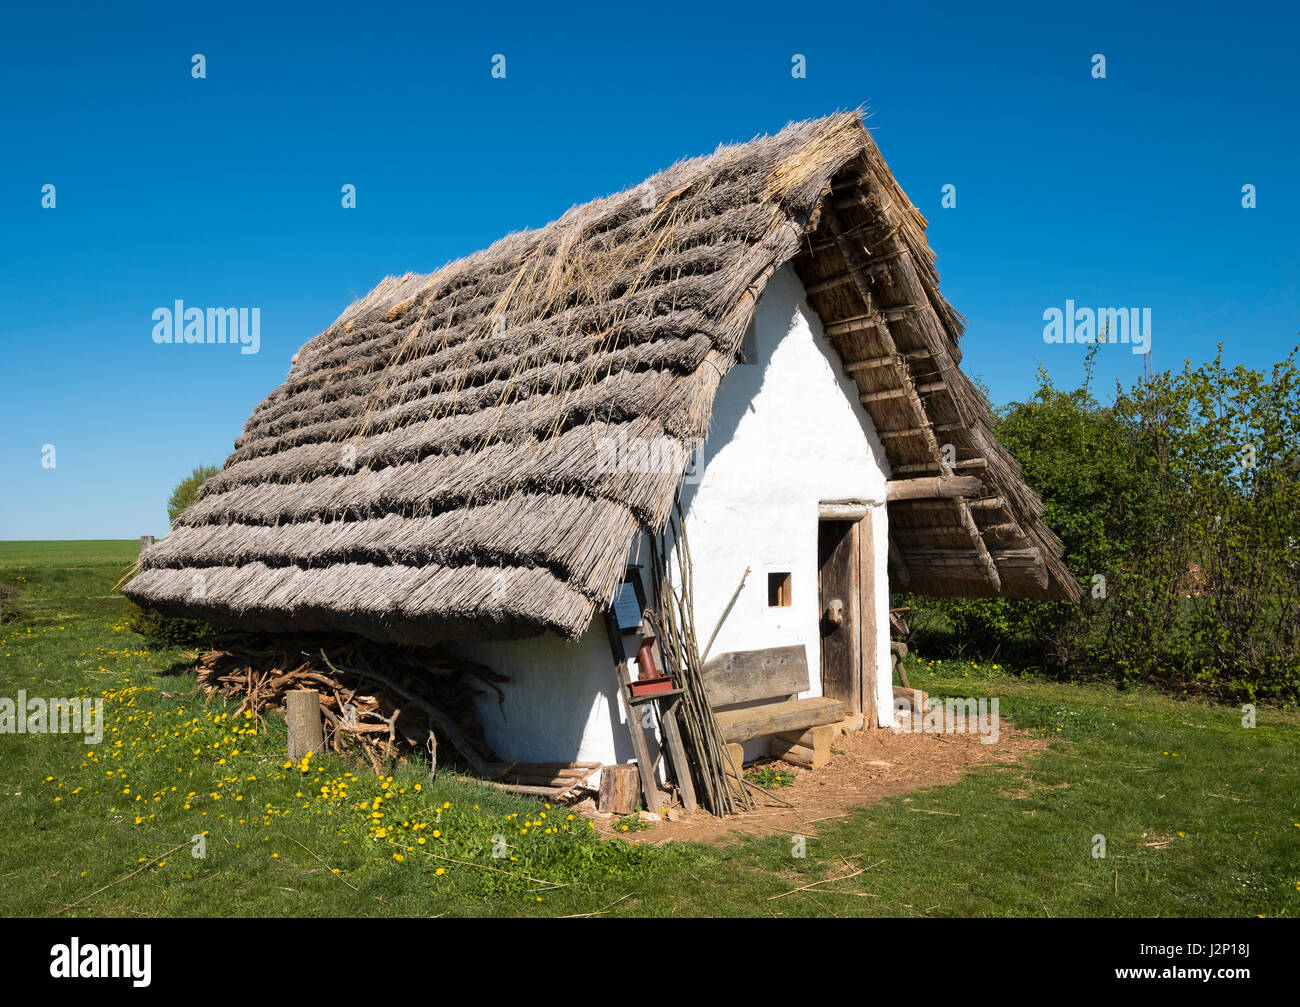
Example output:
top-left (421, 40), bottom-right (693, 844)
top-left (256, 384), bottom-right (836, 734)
top-left (125, 111), bottom-right (1080, 646)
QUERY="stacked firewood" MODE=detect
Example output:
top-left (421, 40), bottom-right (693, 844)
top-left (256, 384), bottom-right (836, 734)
top-left (193, 633), bottom-right (507, 775)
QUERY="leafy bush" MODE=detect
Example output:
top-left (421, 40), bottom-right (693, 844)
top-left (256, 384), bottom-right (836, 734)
top-left (1100, 347), bottom-right (1300, 700)
top-left (0, 583), bottom-right (24, 624)
top-left (898, 345), bottom-right (1300, 702)
top-left (167, 464), bottom-right (221, 523)
top-left (125, 462), bottom-right (225, 649)
top-left (124, 600), bottom-right (215, 649)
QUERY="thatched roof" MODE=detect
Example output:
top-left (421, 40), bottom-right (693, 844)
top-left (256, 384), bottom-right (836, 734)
top-left (125, 112), bottom-right (1080, 645)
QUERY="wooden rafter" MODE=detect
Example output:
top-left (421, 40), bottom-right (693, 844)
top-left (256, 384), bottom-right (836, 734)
top-left (887, 535), bottom-right (912, 586)
top-left (832, 186), bottom-right (973, 424)
top-left (891, 457), bottom-right (988, 475)
top-left (821, 204), bottom-right (944, 468)
top-left (885, 476), bottom-right (981, 501)
top-left (954, 497), bottom-right (1001, 591)
top-left (894, 496), bottom-right (1006, 512)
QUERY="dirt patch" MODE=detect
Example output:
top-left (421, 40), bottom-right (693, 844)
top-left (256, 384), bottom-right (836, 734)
top-left (589, 725), bottom-right (1046, 846)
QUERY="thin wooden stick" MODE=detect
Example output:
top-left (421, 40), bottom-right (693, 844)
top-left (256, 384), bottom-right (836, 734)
top-left (701, 566), bottom-right (750, 663)
top-left (54, 840), bottom-right (192, 915)
top-left (414, 849), bottom-right (564, 887)
top-left (769, 868), bottom-right (866, 900)
top-left (559, 893), bottom-right (633, 918)
top-left (730, 772), bottom-right (794, 808)
top-left (282, 834), bottom-right (358, 890)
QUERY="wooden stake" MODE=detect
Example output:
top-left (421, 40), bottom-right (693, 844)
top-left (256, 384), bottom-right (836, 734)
top-left (661, 699), bottom-right (697, 812)
top-left (286, 689), bottom-right (324, 761)
top-left (598, 764), bottom-right (640, 815)
top-left (610, 641), bottom-right (666, 815)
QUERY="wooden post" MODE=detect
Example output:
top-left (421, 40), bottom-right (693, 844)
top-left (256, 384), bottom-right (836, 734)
top-left (660, 699), bottom-right (697, 812)
top-left (603, 607), bottom-right (667, 816)
top-left (286, 689), bottom-right (324, 761)
top-left (858, 509), bottom-right (879, 730)
top-left (598, 764), bottom-right (640, 815)
top-left (139, 535), bottom-right (155, 550)
top-left (612, 654), bottom-right (666, 815)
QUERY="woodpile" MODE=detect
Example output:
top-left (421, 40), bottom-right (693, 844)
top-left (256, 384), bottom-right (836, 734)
top-left (193, 632), bottom-right (507, 776)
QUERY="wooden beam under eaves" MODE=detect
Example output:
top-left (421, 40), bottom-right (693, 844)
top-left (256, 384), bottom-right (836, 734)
top-left (896, 496), bottom-right (1005, 512)
top-left (902, 546), bottom-right (1043, 566)
top-left (823, 207), bottom-right (942, 455)
top-left (955, 496), bottom-right (1001, 591)
top-left (860, 387), bottom-right (907, 404)
top-left (804, 272), bottom-right (854, 296)
top-left (885, 476), bottom-right (981, 502)
top-left (891, 457), bottom-right (988, 476)
top-left (842, 354), bottom-right (896, 375)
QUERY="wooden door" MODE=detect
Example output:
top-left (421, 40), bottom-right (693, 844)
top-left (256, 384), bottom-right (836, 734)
top-left (818, 519), bottom-right (862, 714)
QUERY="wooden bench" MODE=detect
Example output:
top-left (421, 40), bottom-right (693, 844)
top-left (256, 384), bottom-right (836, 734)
top-left (701, 646), bottom-right (844, 769)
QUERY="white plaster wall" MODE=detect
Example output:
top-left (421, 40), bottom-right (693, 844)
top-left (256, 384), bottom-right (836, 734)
top-left (672, 264), bottom-right (894, 740)
top-left (450, 619), bottom-right (651, 775)
top-left (455, 264), bottom-right (894, 768)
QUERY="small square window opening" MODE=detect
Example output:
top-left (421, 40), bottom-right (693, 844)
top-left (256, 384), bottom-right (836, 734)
top-left (768, 571), bottom-right (792, 607)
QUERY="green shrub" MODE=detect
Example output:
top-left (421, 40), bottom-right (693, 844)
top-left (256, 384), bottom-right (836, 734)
top-left (899, 345), bottom-right (1300, 703)
top-left (0, 583), bottom-right (24, 624)
top-left (167, 464), bottom-right (221, 523)
top-left (124, 600), bottom-right (215, 649)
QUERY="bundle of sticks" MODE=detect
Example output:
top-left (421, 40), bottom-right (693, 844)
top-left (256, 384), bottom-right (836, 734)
top-left (648, 505), bottom-right (752, 817)
top-left (193, 632), bottom-right (508, 776)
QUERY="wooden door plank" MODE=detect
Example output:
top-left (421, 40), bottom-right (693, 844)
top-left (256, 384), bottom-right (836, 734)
top-left (858, 509), bottom-right (879, 729)
top-left (818, 520), bottom-right (859, 712)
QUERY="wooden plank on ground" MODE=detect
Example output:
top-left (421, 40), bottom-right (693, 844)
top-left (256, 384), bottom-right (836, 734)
top-left (713, 697), bottom-right (844, 743)
top-left (478, 779), bottom-right (581, 798)
top-left (769, 737), bottom-right (828, 770)
top-left (833, 713), bottom-right (866, 735)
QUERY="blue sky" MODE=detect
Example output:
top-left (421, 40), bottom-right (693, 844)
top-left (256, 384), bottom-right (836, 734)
top-left (2, 0), bottom-right (1297, 539)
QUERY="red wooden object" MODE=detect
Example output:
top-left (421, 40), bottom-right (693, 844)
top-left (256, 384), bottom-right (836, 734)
top-left (629, 634), bottom-right (675, 697)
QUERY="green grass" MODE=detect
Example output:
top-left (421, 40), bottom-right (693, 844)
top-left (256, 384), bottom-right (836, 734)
top-left (744, 766), bottom-right (797, 789)
top-left (0, 539), bottom-right (139, 600)
top-left (2, 540), bottom-right (1297, 917)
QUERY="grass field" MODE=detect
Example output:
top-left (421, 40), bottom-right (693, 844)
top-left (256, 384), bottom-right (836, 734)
top-left (1, 540), bottom-right (1296, 917)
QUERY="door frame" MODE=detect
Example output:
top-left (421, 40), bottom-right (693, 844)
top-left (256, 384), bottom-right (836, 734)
top-left (817, 502), bottom-right (879, 727)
